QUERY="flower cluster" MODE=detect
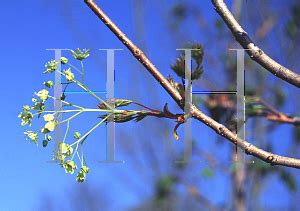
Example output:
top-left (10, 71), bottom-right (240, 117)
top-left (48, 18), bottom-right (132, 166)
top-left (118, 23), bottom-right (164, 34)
top-left (55, 142), bottom-right (90, 181)
top-left (20, 50), bottom-right (94, 182)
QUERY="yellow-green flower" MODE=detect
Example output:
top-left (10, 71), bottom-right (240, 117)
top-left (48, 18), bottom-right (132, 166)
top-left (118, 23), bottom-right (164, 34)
top-left (59, 142), bottom-right (73, 157)
top-left (65, 68), bottom-right (74, 81)
top-left (45, 121), bottom-right (56, 131)
top-left (43, 114), bottom-right (55, 122)
top-left (54, 143), bottom-right (73, 162)
top-left (76, 166), bottom-right (90, 182)
top-left (23, 105), bottom-right (30, 112)
top-left (41, 121), bottom-right (57, 133)
top-left (24, 131), bottom-right (38, 144)
top-left (44, 60), bottom-right (58, 73)
top-left (18, 107), bottom-right (33, 126)
top-left (62, 160), bottom-right (77, 174)
top-left (36, 89), bottom-right (49, 102)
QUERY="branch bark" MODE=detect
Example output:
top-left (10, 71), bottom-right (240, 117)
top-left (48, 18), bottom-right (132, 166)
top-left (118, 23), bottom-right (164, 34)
top-left (211, 0), bottom-right (300, 88)
top-left (84, 0), bottom-right (300, 169)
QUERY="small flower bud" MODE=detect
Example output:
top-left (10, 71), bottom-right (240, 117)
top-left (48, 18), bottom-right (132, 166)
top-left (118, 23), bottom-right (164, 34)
top-left (46, 135), bottom-right (52, 141)
top-left (44, 80), bottom-right (54, 88)
top-left (73, 132), bottom-right (81, 139)
top-left (42, 140), bottom-right (48, 147)
top-left (60, 93), bottom-right (66, 101)
top-left (60, 57), bottom-right (68, 64)
top-left (23, 105), bottom-right (30, 112)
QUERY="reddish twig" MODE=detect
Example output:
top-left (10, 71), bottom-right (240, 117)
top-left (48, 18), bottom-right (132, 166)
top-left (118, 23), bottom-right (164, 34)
top-left (257, 98), bottom-right (300, 126)
top-left (205, 95), bottom-right (300, 126)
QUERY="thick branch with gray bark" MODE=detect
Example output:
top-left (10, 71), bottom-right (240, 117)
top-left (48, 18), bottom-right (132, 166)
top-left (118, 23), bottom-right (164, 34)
top-left (211, 0), bottom-right (300, 88)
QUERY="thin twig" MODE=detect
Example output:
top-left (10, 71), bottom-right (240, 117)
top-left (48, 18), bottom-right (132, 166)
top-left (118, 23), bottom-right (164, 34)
top-left (211, 0), bottom-right (300, 88)
top-left (266, 114), bottom-right (300, 126)
top-left (84, 0), bottom-right (300, 169)
top-left (205, 95), bottom-right (300, 126)
top-left (257, 98), bottom-right (300, 126)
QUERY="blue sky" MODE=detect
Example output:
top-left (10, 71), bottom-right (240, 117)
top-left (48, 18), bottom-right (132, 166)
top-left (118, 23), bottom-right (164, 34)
top-left (0, 0), bottom-right (299, 210)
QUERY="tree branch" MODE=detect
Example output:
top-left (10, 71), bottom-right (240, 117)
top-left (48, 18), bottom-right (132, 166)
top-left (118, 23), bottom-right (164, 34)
top-left (84, 0), bottom-right (300, 169)
top-left (84, 0), bottom-right (183, 106)
top-left (211, 0), bottom-right (300, 88)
